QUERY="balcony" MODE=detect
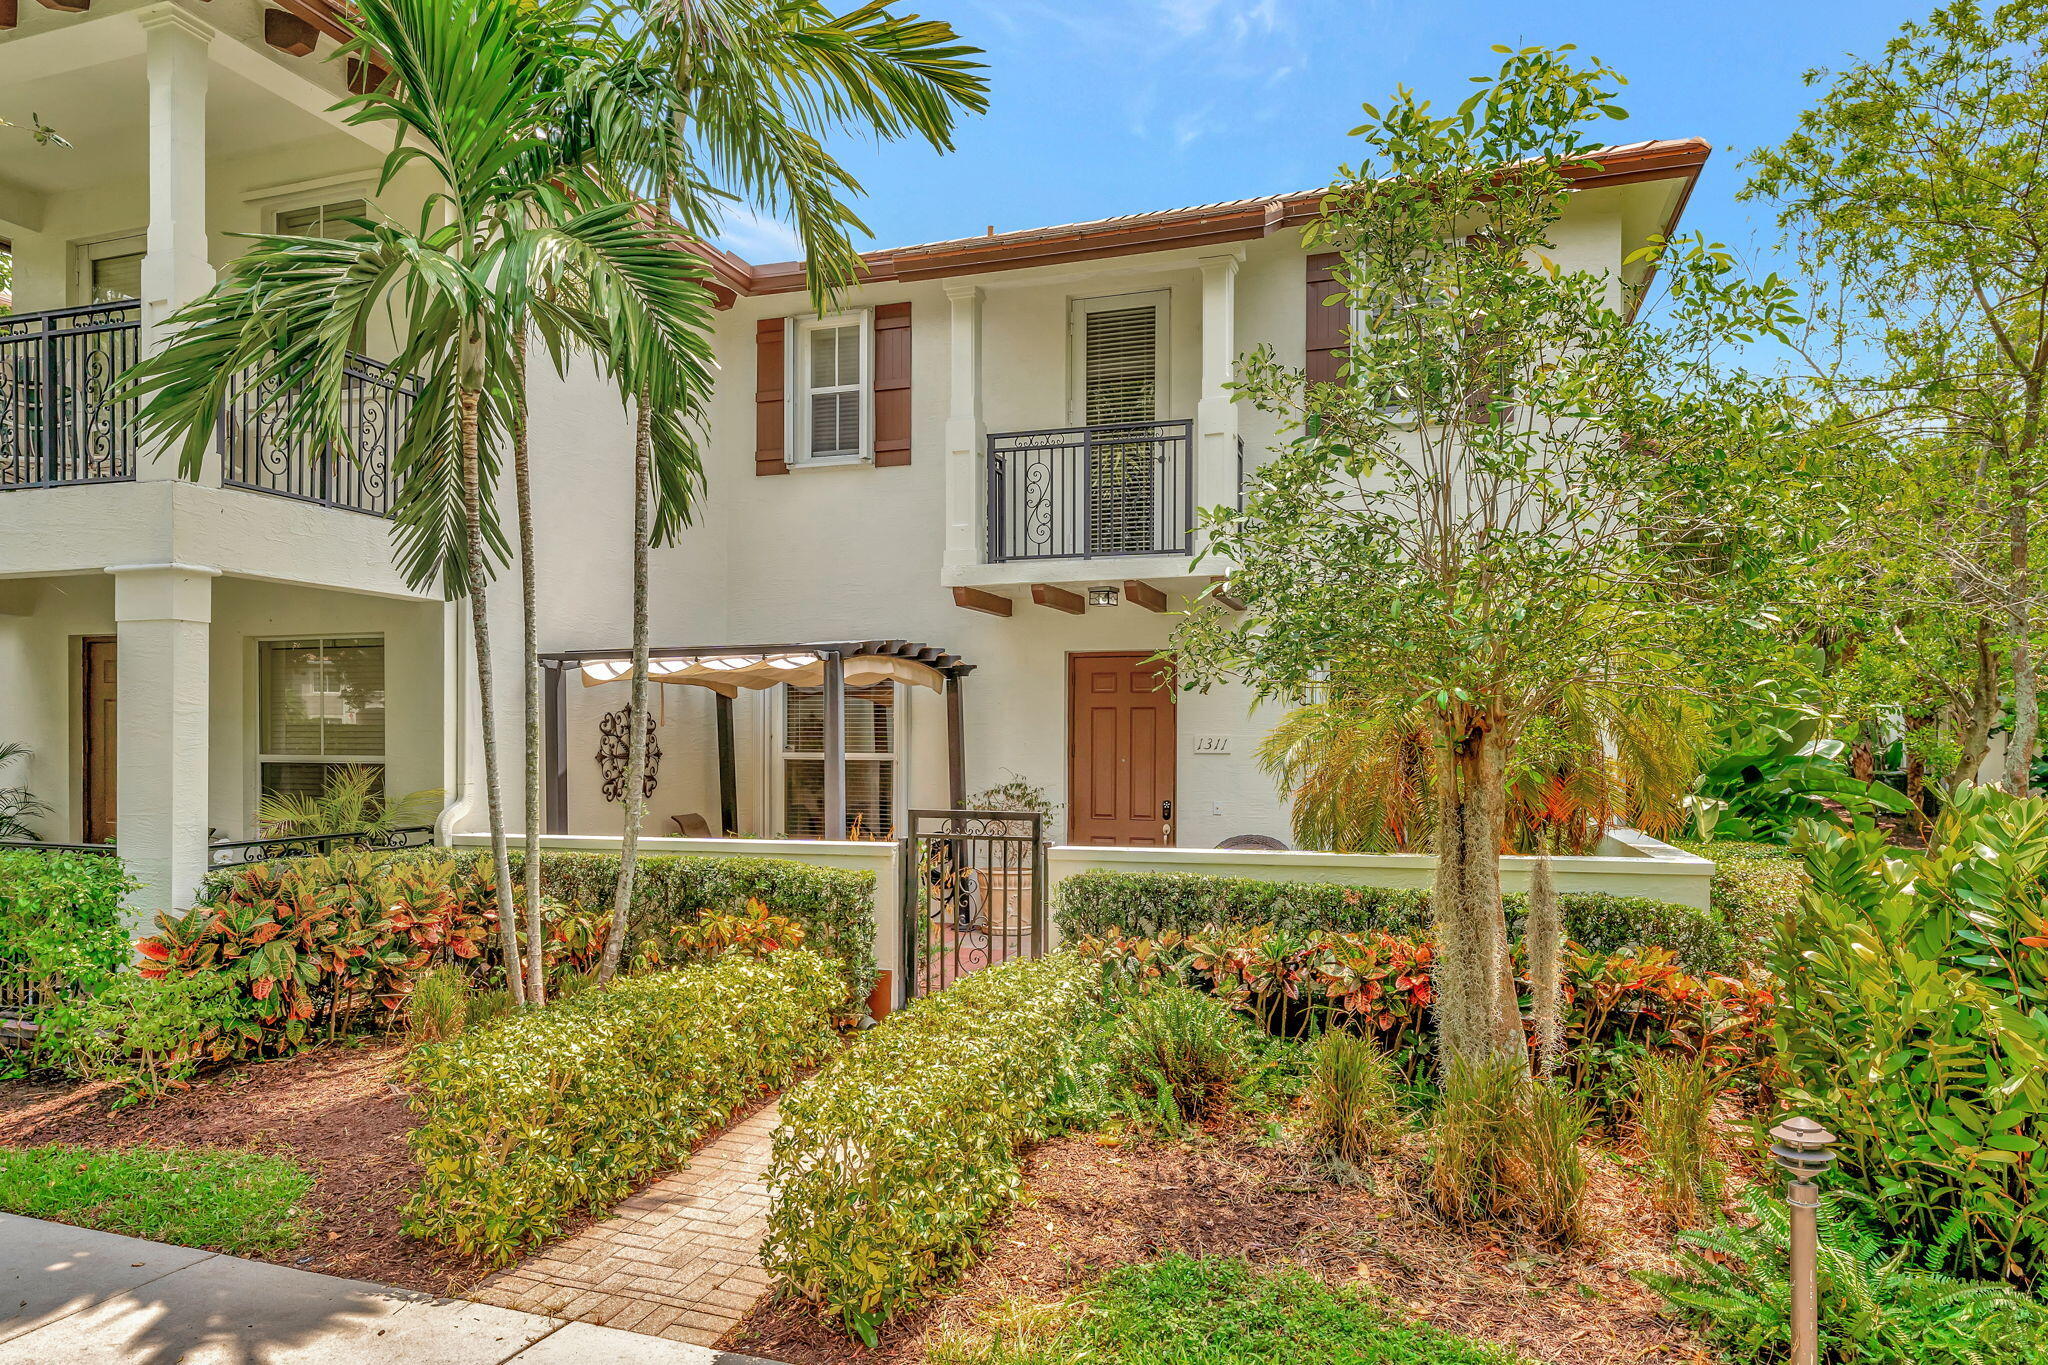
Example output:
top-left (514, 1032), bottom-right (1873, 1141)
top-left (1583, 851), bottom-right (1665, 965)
top-left (0, 302), bottom-right (141, 489)
top-left (986, 418), bottom-right (1195, 563)
top-left (0, 305), bottom-right (416, 517)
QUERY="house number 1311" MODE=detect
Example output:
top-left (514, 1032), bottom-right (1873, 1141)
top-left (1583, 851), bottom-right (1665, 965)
top-left (1192, 735), bottom-right (1231, 755)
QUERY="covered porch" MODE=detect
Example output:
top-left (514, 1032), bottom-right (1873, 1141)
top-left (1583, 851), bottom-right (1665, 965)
top-left (539, 640), bottom-right (974, 842)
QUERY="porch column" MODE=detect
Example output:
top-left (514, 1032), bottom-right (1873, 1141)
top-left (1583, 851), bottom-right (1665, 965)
top-left (138, 4), bottom-right (217, 484)
top-left (1197, 251), bottom-right (1244, 539)
top-left (942, 281), bottom-right (985, 572)
top-left (822, 652), bottom-right (847, 839)
top-left (108, 562), bottom-right (218, 921)
top-left (945, 673), bottom-right (966, 808)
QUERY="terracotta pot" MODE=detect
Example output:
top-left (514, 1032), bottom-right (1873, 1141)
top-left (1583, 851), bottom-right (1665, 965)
top-left (866, 969), bottom-right (894, 1023)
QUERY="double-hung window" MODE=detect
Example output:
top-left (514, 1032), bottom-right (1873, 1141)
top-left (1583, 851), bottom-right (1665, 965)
top-left (257, 637), bottom-right (388, 803)
top-left (274, 198), bottom-right (369, 239)
top-left (779, 682), bottom-right (897, 838)
top-left (791, 313), bottom-right (870, 465)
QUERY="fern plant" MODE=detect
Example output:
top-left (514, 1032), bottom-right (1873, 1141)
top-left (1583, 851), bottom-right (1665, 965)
top-left (1644, 1187), bottom-right (2048, 1364)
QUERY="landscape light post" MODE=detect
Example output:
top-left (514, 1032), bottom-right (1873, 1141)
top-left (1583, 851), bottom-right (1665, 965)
top-left (1767, 1115), bottom-right (1839, 1365)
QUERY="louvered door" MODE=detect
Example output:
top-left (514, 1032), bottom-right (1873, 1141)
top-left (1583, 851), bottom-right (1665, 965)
top-left (1071, 292), bottom-right (1167, 555)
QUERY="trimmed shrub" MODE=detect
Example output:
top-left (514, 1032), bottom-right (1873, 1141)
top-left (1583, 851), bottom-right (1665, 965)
top-left (404, 948), bottom-right (842, 1264)
top-left (0, 848), bottom-right (134, 1073)
top-left (1775, 790), bottom-right (2048, 1288)
top-left (764, 953), bottom-right (1096, 1340)
top-left (1676, 838), bottom-right (1804, 946)
top-left (1054, 870), bottom-right (1738, 973)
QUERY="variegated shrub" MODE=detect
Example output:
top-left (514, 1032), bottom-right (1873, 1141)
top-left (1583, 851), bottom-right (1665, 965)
top-left (762, 953), bottom-right (1095, 1341)
top-left (403, 948), bottom-right (842, 1264)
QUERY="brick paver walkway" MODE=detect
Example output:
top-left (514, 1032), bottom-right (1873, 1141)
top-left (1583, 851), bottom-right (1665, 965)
top-left (469, 1102), bottom-right (781, 1347)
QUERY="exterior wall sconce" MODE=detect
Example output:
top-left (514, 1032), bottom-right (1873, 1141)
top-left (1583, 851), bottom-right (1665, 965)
top-left (1767, 1115), bottom-right (1839, 1365)
top-left (1087, 587), bottom-right (1120, 607)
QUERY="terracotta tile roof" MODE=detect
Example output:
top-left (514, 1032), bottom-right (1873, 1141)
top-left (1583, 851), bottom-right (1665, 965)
top-left (718, 136), bottom-right (1710, 298)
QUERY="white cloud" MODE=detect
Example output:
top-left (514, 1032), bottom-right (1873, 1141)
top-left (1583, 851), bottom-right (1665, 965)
top-left (713, 207), bottom-right (803, 261)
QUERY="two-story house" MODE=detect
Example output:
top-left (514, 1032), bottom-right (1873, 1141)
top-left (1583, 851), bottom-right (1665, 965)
top-left (0, 0), bottom-right (1709, 914)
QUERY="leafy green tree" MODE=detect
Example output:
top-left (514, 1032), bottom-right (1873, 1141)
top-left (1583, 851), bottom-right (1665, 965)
top-left (1747, 0), bottom-right (2048, 795)
top-left (125, 0), bottom-right (717, 1004)
top-left (1178, 46), bottom-right (1796, 1066)
top-left (582, 0), bottom-right (988, 980)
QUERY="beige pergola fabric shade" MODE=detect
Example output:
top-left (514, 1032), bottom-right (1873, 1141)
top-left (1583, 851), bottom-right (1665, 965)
top-left (578, 651), bottom-right (945, 697)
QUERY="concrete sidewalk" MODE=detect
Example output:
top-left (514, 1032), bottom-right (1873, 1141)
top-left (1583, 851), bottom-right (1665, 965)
top-left (0, 1214), bottom-right (785, 1364)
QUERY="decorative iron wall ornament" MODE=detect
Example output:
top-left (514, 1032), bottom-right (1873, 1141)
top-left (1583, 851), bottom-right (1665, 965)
top-left (596, 706), bottom-right (662, 802)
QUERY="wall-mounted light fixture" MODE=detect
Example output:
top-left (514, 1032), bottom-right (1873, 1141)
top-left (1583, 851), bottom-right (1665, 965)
top-left (1088, 586), bottom-right (1120, 608)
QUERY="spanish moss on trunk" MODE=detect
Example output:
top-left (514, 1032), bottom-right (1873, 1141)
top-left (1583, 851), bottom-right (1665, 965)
top-left (1431, 718), bottom-right (1522, 1070)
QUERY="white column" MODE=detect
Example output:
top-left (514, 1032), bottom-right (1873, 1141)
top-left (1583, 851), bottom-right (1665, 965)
top-left (138, 5), bottom-right (217, 483)
top-left (1197, 251), bottom-right (1244, 543)
top-left (942, 281), bottom-right (985, 572)
top-left (109, 563), bottom-right (218, 922)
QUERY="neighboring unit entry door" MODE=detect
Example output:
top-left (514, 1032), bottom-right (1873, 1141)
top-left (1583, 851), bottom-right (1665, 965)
top-left (1068, 651), bottom-right (1177, 846)
top-left (82, 637), bottom-right (117, 844)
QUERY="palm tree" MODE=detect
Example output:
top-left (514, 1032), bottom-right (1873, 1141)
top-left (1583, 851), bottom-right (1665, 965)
top-left (583, 0), bottom-right (989, 980)
top-left (124, 0), bottom-right (716, 1004)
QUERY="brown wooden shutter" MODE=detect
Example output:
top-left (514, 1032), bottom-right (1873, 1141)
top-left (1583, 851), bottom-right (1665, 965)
top-left (755, 316), bottom-right (789, 476)
top-left (872, 301), bottom-right (912, 467)
top-left (1304, 252), bottom-right (1347, 385)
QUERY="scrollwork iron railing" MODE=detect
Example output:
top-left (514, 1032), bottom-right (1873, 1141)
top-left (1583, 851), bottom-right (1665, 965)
top-left (986, 418), bottom-right (1195, 562)
top-left (206, 824), bottom-right (437, 869)
top-left (219, 353), bottom-right (419, 517)
top-left (0, 302), bottom-right (141, 490)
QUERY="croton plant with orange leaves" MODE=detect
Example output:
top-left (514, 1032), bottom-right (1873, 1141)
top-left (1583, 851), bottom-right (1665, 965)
top-left (1078, 922), bottom-right (1774, 1103)
top-left (139, 852), bottom-right (496, 1057)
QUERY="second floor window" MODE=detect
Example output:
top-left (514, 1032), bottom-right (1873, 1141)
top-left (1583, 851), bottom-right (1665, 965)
top-left (795, 314), bottom-right (870, 464)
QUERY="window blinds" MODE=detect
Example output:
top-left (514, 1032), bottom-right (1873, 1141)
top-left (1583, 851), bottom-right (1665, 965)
top-left (782, 683), bottom-right (896, 838)
top-left (276, 199), bottom-right (369, 239)
top-left (806, 323), bottom-right (863, 459)
top-left (260, 638), bottom-right (386, 757)
top-left (1083, 304), bottom-right (1160, 425)
top-left (89, 253), bottom-right (143, 304)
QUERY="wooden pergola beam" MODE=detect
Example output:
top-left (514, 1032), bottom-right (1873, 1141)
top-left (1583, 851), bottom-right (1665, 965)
top-left (1122, 579), bottom-right (1168, 613)
top-left (952, 586), bottom-right (1012, 618)
top-left (264, 8), bottom-right (319, 56)
top-left (1208, 576), bottom-right (1245, 612)
top-left (1030, 583), bottom-right (1086, 616)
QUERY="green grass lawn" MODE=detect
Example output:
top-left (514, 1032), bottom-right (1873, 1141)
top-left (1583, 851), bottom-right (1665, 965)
top-left (931, 1255), bottom-right (1525, 1364)
top-left (0, 1144), bottom-right (317, 1255)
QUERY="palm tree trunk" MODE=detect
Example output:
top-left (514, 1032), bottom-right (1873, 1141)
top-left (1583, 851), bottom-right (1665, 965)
top-left (1525, 831), bottom-right (1561, 1079)
top-left (461, 382), bottom-right (524, 1007)
top-left (598, 393), bottom-right (653, 982)
top-left (514, 328), bottom-right (545, 1007)
top-left (1432, 716), bottom-right (1522, 1071)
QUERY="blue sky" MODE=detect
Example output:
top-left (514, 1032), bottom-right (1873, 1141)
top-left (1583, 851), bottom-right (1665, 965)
top-left (712, 0), bottom-right (1933, 276)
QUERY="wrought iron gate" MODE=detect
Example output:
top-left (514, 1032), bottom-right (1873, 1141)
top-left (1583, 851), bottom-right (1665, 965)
top-left (901, 809), bottom-right (1045, 998)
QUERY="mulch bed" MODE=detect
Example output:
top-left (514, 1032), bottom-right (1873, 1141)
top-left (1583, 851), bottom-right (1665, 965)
top-left (0, 1040), bottom-right (490, 1293)
top-left (723, 1121), bottom-right (1737, 1365)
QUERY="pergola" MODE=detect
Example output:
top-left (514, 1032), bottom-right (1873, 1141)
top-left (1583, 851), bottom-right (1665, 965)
top-left (539, 640), bottom-right (976, 837)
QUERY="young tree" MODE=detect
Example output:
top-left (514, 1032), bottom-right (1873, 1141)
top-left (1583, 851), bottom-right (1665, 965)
top-left (1177, 46), bottom-right (1795, 1067)
top-left (1746, 0), bottom-right (2048, 795)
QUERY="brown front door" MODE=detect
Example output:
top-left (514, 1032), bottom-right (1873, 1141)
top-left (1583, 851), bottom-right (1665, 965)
top-left (1068, 652), bottom-right (1176, 845)
top-left (82, 637), bottom-right (117, 844)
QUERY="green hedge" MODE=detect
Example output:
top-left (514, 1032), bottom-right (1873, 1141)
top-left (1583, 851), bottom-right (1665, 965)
top-left (1676, 839), bottom-right (1805, 946)
top-left (203, 846), bottom-right (878, 1005)
top-left (403, 948), bottom-right (843, 1264)
top-left (0, 848), bottom-right (135, 1073)
top-left (764, 953), bottom-right (1097, 1339)
top-left (1053, 871), bottom-right (1739, 973)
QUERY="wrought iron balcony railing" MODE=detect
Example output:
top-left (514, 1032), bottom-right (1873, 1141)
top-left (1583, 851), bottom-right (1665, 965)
top-left (0, 302), bottom-right (141, 490)
top-left (986, 418), bottom-right (1195, 563)
top-left (0, 303), bottom-right (415, 518)
top-left (219, 352), bottom-right (419, 517)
